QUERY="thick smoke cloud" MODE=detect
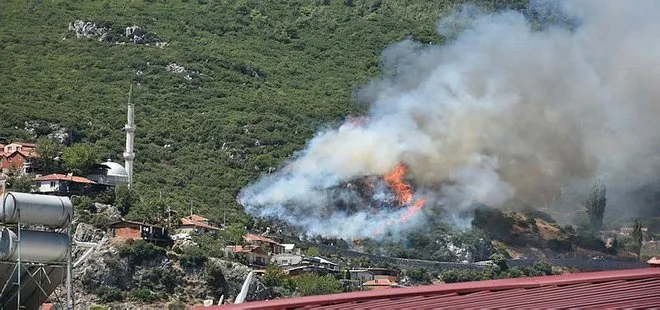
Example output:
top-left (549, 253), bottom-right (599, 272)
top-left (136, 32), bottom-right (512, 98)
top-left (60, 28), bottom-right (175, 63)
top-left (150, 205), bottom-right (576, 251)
top-left (239, 0), bottom-right (660, 239)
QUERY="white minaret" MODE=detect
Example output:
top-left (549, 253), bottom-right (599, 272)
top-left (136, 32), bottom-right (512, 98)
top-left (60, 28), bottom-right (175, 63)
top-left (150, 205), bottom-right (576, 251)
top-left (123, 84), bottom-right (136, 188)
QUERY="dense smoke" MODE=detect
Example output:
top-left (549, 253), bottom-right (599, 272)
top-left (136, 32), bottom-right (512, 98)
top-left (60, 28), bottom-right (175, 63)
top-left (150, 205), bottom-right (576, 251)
top-left (238, 0), bottom-right (660, 240)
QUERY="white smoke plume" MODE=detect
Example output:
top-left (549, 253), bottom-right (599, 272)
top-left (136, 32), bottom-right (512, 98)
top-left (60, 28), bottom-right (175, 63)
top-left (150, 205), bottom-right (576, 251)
top-left (239, 0), bottom-right (660, 239)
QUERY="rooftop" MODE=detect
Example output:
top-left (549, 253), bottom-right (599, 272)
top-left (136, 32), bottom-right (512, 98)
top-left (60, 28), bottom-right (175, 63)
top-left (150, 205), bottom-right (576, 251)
top-left (244, 233), bottom-right (280, 245)
top-left (34, 174), bottom-right (96, 184)
top-left (206, 267), bottom-right (660, 309)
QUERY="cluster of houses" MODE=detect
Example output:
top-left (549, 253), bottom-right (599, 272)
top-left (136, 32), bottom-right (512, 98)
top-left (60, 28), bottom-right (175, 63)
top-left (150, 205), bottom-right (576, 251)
top-left (0, 141), bottom-right (131, 195)
top-left (1, 141), bottom-right (401, 290)
top-left (106, 217), bottom-right (400, 289)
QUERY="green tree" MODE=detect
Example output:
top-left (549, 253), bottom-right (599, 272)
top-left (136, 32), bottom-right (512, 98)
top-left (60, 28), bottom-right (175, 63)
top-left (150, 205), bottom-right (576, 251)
top-left (33, 138), bottom-right (64, 174)
top-left (631, 219), bottom-right (643, 256)
top-left (305, 247), bottom-right (321, 257)
top-left (584, 180), bottom-right (607, 233)
top-left (263, 263), bottom-right (287, 287)
top-left (292, 273), bottom-right (343, 296)
top-left (62, 143), bottom-right (99, 175)
top-left (4, 168), bottom-right (35, 193)
top-left (406, 268), bottom-right (432, 285)
top-left (115, 184), bottom-right (138, 215)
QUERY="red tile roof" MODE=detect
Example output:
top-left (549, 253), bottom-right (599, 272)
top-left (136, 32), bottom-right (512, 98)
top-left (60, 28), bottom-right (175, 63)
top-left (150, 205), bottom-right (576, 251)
top-left (244, 233), bottom-right (280, 245)
top-left (34, 174), bottom-right (96, 184)
top-left (180, 216), bottom-right (221, 231)
top-left (205, 268), bottom-right (660, 309)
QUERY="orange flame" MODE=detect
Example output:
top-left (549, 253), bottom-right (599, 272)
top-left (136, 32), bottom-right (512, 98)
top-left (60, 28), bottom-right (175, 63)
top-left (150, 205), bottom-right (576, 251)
top-left (401, 198), bottom-right (425, 223)
top-left (384, 163), bottom-right (413, 205)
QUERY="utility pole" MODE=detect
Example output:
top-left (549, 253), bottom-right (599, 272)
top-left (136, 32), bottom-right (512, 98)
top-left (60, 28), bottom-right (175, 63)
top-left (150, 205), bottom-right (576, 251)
top-left (190, 200), bottom-right (193, 217)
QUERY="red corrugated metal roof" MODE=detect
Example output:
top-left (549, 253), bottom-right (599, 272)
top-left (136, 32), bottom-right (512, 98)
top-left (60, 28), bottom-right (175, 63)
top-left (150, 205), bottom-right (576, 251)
top-left (204, 268), bottom-right (660, 309)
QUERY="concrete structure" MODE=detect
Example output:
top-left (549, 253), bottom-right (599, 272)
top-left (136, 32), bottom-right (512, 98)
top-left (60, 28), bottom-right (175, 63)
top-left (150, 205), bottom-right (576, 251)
top-left (33, 173), bottom-right (96, 196)
top-left (271, 253), bottom-right (303, 266)
top-left (87, 160), bottom-right (130, 186)
top-left (108, 219), bottom-right (170, 245)
top-left (349, 269), bottom-right (375, 282)
top-left (282, 243), bottom-right (301, 255)
top-left (123, 84), bottom-right (136, 188)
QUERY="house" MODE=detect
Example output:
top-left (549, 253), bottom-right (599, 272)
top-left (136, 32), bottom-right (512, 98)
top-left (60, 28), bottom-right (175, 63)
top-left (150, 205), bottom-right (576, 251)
top-left (282, 243), bottom-right (301, 255)
top-left (301, 256), bottom-right (339, 272)
top-left (108, 219), bottom-right (171, 245)
top-left (271, 253), bottom-right (304, 266)
top-left (87, 160), bottom-right (130, 186)
top-left (178, 214), bottom-right (221, 235)
top-left (33, 173), bottom-right (96, 196)
top-left (349, 269), bottom-right (376, 282)
top-left (1, 143), bottom-right (38, 175)
top-left (367, 268), bottom-right (398, 282)
top-left (244, 234), bottom-right (284, 255)
top-left (226, 245), bottom-right (269, 267)
top-left (286, 265), bottom-right (338, 277)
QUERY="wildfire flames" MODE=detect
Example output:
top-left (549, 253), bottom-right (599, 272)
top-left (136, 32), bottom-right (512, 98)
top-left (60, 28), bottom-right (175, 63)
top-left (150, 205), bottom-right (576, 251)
top-left (382, 163), bottom-right (426, 225)
top-left (384, 163), bottom-right (413, 205)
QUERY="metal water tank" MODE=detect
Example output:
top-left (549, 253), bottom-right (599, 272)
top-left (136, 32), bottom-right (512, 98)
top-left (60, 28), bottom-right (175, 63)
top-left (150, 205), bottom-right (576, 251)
top-left (0, 228), bottom-right (69, 263)
top-left (1, 192), bottom-right (73, 228)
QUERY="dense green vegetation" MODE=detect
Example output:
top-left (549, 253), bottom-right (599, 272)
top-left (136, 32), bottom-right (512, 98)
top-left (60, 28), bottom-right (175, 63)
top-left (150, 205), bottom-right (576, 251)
top-left (0, 0), bottom-right (526, 227)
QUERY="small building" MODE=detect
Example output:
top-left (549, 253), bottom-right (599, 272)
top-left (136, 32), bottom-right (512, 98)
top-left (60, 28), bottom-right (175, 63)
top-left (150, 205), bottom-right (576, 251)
top-left (108, 219), bottom-right (171, 245)
top-left (367, 268), bottom-right (398, 282)
top-left (244, 234), bottom-right (284, 255)
top-left (286, 265), bottom-right (338, 277)
top-left (87, 160), bottom-right (130, 186)
top-left (226, 245), bottom-right (269, 267)
top-left (301, 256), bottom-right (339, 272)
top-left (271, 253), bottom-right (304, 266)
top-left (282, 243), bottom-right (301, 255)
top-left (349, 269), bottom-right (376, 282)
top-left (1, 144), bottom-right (37, 175)
top-left (179, 214), bottom-right (221, 235)
top-left (33, 173), bottom-right (96, 196)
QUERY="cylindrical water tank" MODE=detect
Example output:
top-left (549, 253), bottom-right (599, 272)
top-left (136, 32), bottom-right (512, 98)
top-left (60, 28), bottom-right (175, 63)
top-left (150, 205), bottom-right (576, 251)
top-left (1, 192), bottom-right (73, 228)
top-left (0, 228), bottom-right (70, 263)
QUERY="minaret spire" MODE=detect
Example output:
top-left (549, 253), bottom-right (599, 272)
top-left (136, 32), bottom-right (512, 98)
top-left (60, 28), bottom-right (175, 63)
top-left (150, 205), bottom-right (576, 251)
top-left (123, 83), bottom-right (136, 188)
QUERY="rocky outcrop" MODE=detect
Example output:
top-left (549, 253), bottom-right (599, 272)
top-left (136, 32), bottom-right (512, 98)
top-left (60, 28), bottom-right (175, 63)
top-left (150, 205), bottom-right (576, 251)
top-left (23, 120), bottom-right (68, 142)
top-left (68, 20), bottom-right (109, 41)
top-left (68, 20), bottom-right (166, 46)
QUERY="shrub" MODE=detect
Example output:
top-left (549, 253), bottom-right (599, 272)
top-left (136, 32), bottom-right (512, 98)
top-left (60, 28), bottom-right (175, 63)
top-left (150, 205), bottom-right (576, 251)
top-left (168, 301), bottom-right (187, 310)
top-left (292, 273), bottom-right (343, 296)
top-left (130, 288), bottom-right (163, 303)
top-left (406, 268), bottom-right (432, 285)
top-left (180, 246), bottom-right (208, 268)
top-left (547, 238), bottom-right (572, 252)
top-left (118, 240), bottom-right (166, 265)
top-left (95, 285), bottom-right (124, 303)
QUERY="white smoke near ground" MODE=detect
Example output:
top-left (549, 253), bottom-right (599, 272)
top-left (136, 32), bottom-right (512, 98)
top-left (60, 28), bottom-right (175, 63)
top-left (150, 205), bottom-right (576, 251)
top-left (238, 0), bottom-right (660, 240)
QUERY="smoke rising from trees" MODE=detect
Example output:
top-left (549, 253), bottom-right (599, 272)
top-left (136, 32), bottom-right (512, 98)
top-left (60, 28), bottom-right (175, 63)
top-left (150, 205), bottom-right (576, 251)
top-left (239, 0), bottom-right (660, 240)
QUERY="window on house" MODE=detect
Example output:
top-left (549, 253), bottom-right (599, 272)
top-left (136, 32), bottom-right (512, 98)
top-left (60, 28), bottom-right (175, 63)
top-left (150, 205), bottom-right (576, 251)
top-left (50, 181), bottom-right (56, 187)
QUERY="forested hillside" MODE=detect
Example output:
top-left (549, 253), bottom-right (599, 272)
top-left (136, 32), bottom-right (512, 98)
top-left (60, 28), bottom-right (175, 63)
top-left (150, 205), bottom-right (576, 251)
top-left (0, 0), bottom-right (526, 225)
